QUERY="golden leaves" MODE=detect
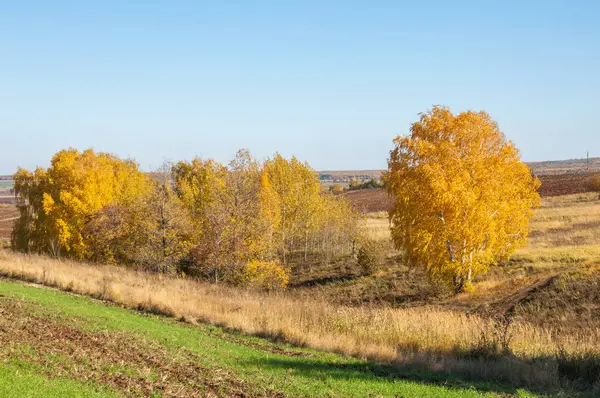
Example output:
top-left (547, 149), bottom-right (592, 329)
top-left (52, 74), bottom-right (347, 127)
top-left (12, 148), bottom-right (151, 258)
top-left (237, 260), bottom-right (290, 290)
top-left (385, 106), bottom-right (540, 292)
top-left (13, 147), bottom-right (359, 289)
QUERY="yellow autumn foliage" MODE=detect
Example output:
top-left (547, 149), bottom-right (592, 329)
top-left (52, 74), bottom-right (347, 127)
top-left (12, 148), bottom-right (359, 289)
top-left (173, 151), bottom-right (359, 282)
top-left (261, 153), bottom-right (357, 265)
top-left (384, 106), bottom-right (540, 292)
top-left (237, 259), bottom-right (290, 290)
top-left (13, 148), bottom-right (151, 259)
top-left (172, 150), bottom-right (274, 281)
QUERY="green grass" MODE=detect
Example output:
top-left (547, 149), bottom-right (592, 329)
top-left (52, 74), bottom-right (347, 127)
top-left (0, 362), bottom-right (115, 397)
top-left (0, 279), bottom-right (539, 397)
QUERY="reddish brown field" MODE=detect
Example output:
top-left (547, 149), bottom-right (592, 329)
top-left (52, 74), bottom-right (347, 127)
top-left (537, 171), bottom-right (600, 197)
top-left (0, 205), bottom-right (18, 241)
top-left (344, 172), bottom-right (600, 214)
top-left (343, 189), bottom-right (392, 213)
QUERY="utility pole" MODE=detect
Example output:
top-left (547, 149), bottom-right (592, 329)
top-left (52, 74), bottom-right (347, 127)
top-left (587, 151), bottom-right (590, 172)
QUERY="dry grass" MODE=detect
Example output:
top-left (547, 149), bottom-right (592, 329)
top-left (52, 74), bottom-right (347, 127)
top-left (357, 193), bottom-right (600, 317)
top-left (2, 193), bottom-right (600, 391)
top-left (0, 250), bottom-right (598, 392)
top-left (362, 213), bottom-right (391, 242)
top-left (363, 192), bottom-right (600, 268)
top-left (512, 192), bottom-right (600, 269)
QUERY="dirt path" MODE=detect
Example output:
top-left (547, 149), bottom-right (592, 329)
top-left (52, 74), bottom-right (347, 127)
top-left (473, 275), bottom-right (559, 319)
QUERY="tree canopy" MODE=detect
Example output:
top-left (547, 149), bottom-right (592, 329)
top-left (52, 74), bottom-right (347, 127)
top-left (13, 149), bottom-right (151, 258)
top-left (384, 106), bottom-right (540, 292)
top-left (12, 148), bottom-right (360, 290)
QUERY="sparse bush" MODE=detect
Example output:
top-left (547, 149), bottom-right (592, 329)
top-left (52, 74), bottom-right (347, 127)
top-left (357, 239), bottom-right (386, 275)
top-left (329, 183), bottom-right (344, 194)
top-left (237, 260), bottom-right (290, 290)
top-left (471, 316), bottom-right (513, 359)
top-left (348, 178), bottom-right (382, 191)
top-left (594, 175), bottom-right (600, 199)
top-left (557, 348), bottom-right (600, 387)
top-left (98, 275), bottom-right (117, 301)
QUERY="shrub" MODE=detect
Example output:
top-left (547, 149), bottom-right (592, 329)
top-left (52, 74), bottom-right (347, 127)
top-left (348, 179), bottom-right (383, 191)
top-left (329, 184), bottom-right (345, 195)
top-left (357, 239), bottom-right (386, 275)
top-left (237, 260), bottom-right (290, 290)
top-left (594, 175), bottom-right (600, 199)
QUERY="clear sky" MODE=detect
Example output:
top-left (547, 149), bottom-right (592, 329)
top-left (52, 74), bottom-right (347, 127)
top-left (1, 1), bottom-right (599, 174)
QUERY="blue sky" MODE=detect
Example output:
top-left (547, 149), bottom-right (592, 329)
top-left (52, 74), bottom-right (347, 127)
top-left (1, 1), bottom-right (599, 174)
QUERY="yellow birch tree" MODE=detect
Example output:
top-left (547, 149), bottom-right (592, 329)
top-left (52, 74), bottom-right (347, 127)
top-left (384, 106), bottom-right (540, 293)
top-left (12, 148), bottom-right (151, 259)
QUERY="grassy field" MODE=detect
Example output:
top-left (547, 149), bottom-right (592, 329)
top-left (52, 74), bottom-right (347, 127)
top-left (0, 363), bottom-right (114, 397)
top-left (0, 278), bottom-right (532, 397)
top-left (2, 193), bottom-right (600, 395)
top-left (0, 249), bottom-right (595, 395)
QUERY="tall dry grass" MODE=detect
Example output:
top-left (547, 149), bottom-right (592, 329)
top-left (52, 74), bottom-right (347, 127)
top-left (508, 192), bottom-right (600, 273)
top-left (363, 193), bottom-right (600, 271)
top-left (362, 215), bottom-right (392, 242)
top-left (0, 250), bottom-right (598, 392)
top-left (364, 192), bottom-right (600, 258)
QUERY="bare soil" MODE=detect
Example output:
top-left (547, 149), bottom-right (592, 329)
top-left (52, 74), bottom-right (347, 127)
top-left (472, 275), bottom-right (559, 319)
top-left (537, 172), bottom-right (600, 197)
top-left (343, 189), bottom-right (393, 213)
top-left (509, 270), bottom-right (600, 330)
top-left (0, 205), bottom-right (18, 241)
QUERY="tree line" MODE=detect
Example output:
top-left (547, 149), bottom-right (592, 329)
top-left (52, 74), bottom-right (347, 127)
top-left (12, 149), bottom-right (359, 289)
top-left (11, 105), bottom-right (542, 294)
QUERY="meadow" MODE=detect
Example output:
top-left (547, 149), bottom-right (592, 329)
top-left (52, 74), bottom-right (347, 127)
top-left (0, 278), bottom-right (509, 397)
top-left (2, 193), bottom-right (600, 395)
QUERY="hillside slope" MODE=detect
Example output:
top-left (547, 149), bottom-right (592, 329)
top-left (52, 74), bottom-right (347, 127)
top-left (0, 278), bottom-right (522, 398)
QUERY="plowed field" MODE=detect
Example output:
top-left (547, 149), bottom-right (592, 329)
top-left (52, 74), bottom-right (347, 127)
top-left (345, 172), bottom-right (600, 213)
top-left (0, 205), bottom-right (18, 240)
